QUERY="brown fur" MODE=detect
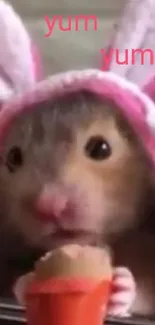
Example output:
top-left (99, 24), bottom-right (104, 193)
top-left (0, 90), bottom-right (155, 312)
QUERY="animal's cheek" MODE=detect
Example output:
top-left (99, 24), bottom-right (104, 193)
top-left (75, 189), bottom-right (106, 231)
top-left (59, 160), bottom-right (136, 231)
top-left (65, 186), bottom-right (127, 234)
top-left (60, 172), bottom-right (107, 230)
top-left (6, 198), bottom-right (55, 246)
top-left (67, 180), bottom-right (138, 234)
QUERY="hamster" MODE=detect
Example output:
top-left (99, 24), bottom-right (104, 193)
top-left (0, 90), bottom-right (155, 314)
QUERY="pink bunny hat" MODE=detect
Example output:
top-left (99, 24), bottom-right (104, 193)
top-left (0, 0), bottom-right (155, 170)
top-left (0, 1), bottom-right (41, 102)
top-left (1, 69), bottom-right (155, 167)
top-left (107, 0), bottom-right (155, 87)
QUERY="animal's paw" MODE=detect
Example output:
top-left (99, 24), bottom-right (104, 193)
top-left (13, 272), bottom-right (35, 306)
top-left (106, 267), bottom-right (136, 317)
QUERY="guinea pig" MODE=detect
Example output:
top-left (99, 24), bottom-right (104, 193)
top-left (0, 90), bottom-right (155, 314)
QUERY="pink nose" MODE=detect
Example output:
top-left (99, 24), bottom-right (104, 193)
top-left (35, 185), bottom-right (68, 221)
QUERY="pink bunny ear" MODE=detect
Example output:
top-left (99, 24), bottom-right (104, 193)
top-left (106, 0), bottom-right (155, 89)
top-left (0, 1), bottom-right (42, 101)
top-left (142, 75), bottom-right (155, 101)
top-left (31, 43), bottom-right (42, 82)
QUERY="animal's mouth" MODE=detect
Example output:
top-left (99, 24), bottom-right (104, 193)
top-left (41, 229), bottom-right (99, 250)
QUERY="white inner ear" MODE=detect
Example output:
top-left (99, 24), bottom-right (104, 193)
top-left (0, 1), bottom-right (35, 93)
top-left (0, 79), bottom-right (13, 101)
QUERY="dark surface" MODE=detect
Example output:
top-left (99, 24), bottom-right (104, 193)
top-left (0, 299), bottom-right (155, 325)
top-left (0, 299), bottom-right (25, 324)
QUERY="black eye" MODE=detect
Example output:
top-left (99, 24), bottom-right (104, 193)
top-left (6, 146), bottom-right (23, 172)
top-left (85, 136), bottom-right (111, 160)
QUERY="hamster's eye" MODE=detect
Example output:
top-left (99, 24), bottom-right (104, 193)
top-left (85, 136), bottom-right (111, 160)
top-left (6, 146), bottom-right (23, 172)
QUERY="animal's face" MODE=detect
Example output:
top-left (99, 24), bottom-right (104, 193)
top-left (0, 91), bottom-right (151, 250)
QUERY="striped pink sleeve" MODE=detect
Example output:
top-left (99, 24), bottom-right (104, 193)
top-left (107, 267), bottom-right (136, 317)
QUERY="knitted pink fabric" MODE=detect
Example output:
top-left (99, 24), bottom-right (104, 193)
top-left (0, 0), bottom-right (154, 165)
top-left (0, 0), bottom-right (154, 173)
top-left (1, 69), bottom-right (155, 171)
